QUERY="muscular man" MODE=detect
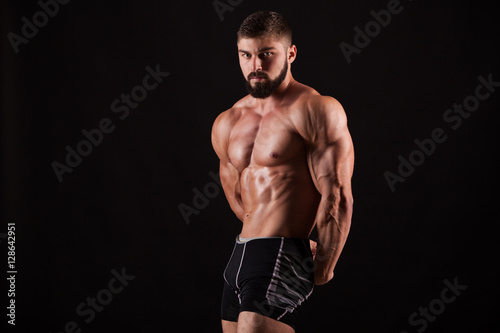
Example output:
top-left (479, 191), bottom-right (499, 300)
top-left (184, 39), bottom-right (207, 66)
top-left (211, 11), bottom-right (354, 333)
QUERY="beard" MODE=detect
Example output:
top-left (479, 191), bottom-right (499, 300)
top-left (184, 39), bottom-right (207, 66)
top-left (245, 60), bottom-right (288, 99)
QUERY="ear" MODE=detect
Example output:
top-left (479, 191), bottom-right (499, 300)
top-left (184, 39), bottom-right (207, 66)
top-left (288, 44), bottom-right (297, 64)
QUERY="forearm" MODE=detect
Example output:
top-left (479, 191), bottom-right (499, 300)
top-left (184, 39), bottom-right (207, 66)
top-left (220, 172), bottom-right (245, 221)
top-left (314, 193), bottom-right (353, 285)
top-left (225, 192), bottom-right (245, 221)
top-left (217, 159), bottom-right (247, 221)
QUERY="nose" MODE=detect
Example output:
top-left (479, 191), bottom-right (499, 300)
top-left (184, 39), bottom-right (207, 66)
top-left (251, 56), bottom-right (263, 72)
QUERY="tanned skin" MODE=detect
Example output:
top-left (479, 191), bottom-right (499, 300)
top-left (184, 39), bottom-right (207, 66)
top-left (212, 36), bottom-right (354, 333)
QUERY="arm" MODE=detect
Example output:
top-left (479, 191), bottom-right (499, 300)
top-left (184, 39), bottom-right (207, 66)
top-left (303, 96), bottom-right (354, 285)
top-left (211, 111), bottom-right (246, 221)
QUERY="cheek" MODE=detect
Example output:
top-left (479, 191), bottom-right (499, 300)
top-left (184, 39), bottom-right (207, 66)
top-left (267, 57), bottom-right (285, 71)
top-left (263, 64), bottom-right (278, 77)
top-left (239, 61), bottom-right (250, 75)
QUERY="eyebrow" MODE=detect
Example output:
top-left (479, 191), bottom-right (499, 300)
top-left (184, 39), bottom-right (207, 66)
top-left (238, 46), bottom-right (278, 53)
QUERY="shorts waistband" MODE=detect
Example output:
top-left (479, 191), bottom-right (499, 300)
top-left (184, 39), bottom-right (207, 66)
top-left (235, 234), bottom-right (311, 244)
top-left (237, 234), bottom-right (282, 243)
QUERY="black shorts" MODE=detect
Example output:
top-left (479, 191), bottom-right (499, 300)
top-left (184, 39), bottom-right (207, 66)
top-left (221, 235), bottom-right (315, 329)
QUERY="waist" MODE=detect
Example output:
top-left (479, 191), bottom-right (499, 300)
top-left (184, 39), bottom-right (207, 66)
top-left (239, 214), bottom-right (316, 239)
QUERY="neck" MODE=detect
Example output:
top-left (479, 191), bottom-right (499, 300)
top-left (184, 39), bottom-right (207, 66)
top-left (253, 72), bottom-right (296, 112)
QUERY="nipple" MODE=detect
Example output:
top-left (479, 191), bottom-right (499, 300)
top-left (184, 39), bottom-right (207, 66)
top-left (269, 152), bottom-right (279, 159)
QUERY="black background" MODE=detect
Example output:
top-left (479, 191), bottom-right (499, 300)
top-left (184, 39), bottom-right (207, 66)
top-left (2, 0), bottom-right (499, 332)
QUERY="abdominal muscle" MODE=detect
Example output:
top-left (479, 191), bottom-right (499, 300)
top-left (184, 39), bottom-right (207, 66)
top-left (239, 162), bottom-right (320, 239)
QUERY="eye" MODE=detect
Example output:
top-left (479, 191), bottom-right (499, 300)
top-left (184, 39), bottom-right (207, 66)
top-left (263, 52), bottom-right (273, 57)
top-left (241, 53), bottom-right (251, 59)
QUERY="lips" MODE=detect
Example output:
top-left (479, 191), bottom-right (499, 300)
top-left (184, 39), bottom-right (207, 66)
top-left (248, 73), bottom-right (269, 80)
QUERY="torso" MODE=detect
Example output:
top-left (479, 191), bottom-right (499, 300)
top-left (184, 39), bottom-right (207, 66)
top-left (225, 82), bottom-right (321, 238)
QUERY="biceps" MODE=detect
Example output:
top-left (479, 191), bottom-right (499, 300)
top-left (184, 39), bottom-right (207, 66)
top-left (309, 133), bottom-right (354, 198)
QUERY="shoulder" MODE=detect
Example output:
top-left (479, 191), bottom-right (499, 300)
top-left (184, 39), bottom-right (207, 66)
top-left (304, 95), bottom-right (347, 125)
top-left (290, 82), bottom-right (346, 121)
top-left (290, 87), bottom-right (348, 143)
top-left (212, 97), bottom-right (249, 135)
top-left (211, 97), bottom-right (249, 158)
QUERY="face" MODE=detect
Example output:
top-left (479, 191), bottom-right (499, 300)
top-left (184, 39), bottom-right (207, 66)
top-left (237, 36), bottom-right (295, 99)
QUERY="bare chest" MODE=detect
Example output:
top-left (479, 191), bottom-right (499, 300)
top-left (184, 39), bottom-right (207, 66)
top-left (227, 110), bottom-right (305, 173)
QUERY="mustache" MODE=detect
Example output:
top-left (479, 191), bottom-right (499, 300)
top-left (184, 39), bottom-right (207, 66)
top-left (247, 72), bottom-right (270, 80)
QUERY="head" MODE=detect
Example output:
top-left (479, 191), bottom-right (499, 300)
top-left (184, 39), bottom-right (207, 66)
top-left (237, 11), bottom-right (297, 99)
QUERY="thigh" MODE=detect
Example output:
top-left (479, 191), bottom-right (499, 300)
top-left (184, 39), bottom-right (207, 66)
top-left (222, 319), bottom-right (238, 333)
top-left (237, 311), bottom-right (295, 333)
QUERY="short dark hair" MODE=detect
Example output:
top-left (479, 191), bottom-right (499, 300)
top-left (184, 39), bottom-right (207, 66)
top-left (237, 11), bottom-right (292, 46)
